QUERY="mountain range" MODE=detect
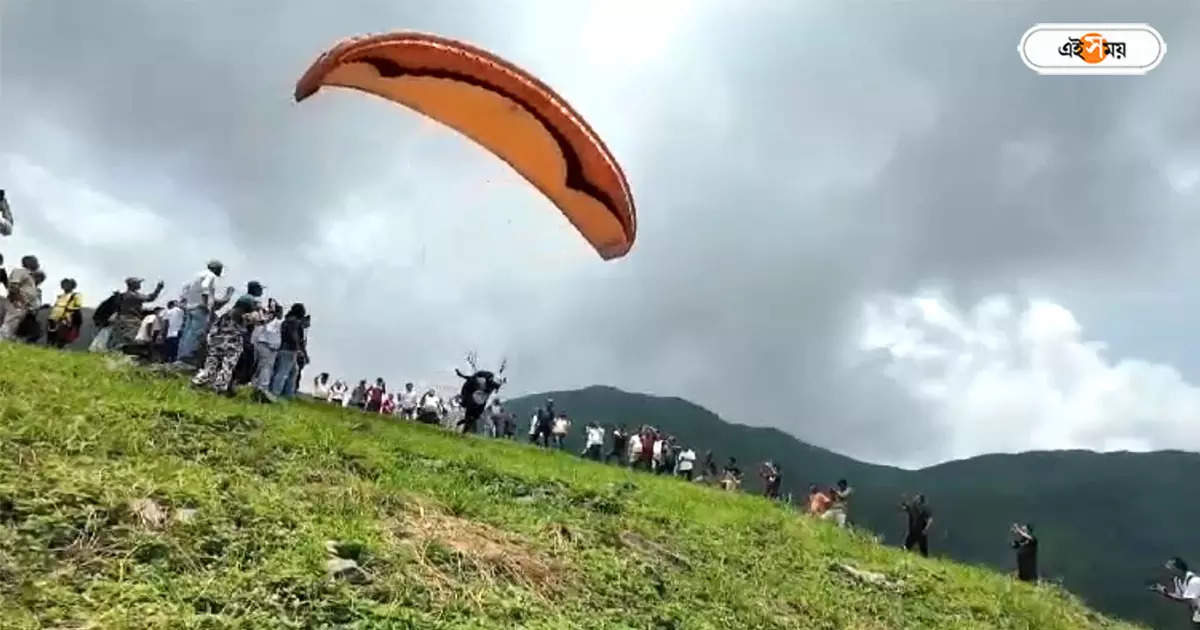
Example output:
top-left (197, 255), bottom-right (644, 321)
top-left (505, 385), bottom-right (1200, 630)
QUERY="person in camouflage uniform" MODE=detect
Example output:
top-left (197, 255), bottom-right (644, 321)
top-left (191, 296), bottom-right (255, 395)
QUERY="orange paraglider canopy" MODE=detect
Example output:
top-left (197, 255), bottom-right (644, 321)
top-left (295, 32), bottom-right (636, 260)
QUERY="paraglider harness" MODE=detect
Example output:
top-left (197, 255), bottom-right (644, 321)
top-left (92, 291), bottom-right (121, 328)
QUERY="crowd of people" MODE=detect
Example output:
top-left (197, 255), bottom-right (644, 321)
top-left (0, 251), bottom-right (313, 403)
top-left (0, 219), bottom-right (1194, 625)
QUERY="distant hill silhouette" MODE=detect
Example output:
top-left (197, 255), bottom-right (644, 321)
top-left (506, 385), bottom-right (1200, 630)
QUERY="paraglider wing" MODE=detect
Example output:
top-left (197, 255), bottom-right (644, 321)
top-left (295, 32), bottom-right (636, 260)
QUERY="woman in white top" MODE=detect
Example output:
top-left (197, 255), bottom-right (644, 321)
top-left (313, 373), bottom-right (331, 400)
top-left (677, 448), bottom-right (697, 480)
top-left (551, 415), bottom-right (571, 449)
top-left (328, 380), bottom-right (349, 405)
top-left (627, 433), bottom-right (643, 466)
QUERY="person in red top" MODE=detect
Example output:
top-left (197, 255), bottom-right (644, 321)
top-left (380, 393), bottom-right (397, 416)
top-left (365, 378), bottom-right (386, 413)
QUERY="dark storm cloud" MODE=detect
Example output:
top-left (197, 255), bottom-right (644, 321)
top-left (2, 0), bottom-right (1198, 467)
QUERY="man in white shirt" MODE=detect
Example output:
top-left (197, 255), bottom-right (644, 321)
top-left (175, 259), bottom-right (232, 363)
top-left (676, 447), bottom-right (697, 480)
top-left (134, 308), bottom-right (162, 344)
top-left (161, 300), bottom-right (185, 362)
top-left (1151, 557), bottom-right (1200, 626)
top-left (583, 423), bottom-right (604, 460)
top-left (398, 382), bottom-right (419, 420)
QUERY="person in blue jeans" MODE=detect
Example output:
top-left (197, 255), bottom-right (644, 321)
top-left (270, 303), bottom-right (307, 398)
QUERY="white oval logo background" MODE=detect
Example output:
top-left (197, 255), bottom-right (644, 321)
top-left (1019, 23), bottom-right (1165, 75)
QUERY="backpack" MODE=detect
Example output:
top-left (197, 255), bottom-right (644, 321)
top-left (93, 292), bottom-right (120, 327)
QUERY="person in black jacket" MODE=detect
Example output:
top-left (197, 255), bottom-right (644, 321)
top-left (269, 303), bottom-right (306, 398)
top-left (1011, 523), bottom-right (1038, 582)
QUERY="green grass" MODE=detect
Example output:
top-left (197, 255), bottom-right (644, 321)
top-left (0, 344), bottom-right (1140, 629)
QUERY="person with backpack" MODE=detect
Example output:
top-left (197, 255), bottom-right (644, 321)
top-left (89, 290), bottom-right (121, 352)
top-left (108, 277), bottom-right (164, 353)
top-left (46, 278), bottom-right (83, 348)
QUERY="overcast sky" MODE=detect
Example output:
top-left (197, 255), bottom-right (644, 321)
top-left (3, 1), bottom-right (1198, 468)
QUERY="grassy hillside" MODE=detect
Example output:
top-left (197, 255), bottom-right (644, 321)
top-left (0, 346), bottom-right (1139, 629)
top-left (506, 386), bottom-right (1199, 629)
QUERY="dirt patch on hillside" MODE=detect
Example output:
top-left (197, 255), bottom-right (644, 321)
top-left (387, 501), bottom-right (566, 600)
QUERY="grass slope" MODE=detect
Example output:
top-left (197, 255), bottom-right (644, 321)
top-left (0, 345), bottom-right (1139, 629)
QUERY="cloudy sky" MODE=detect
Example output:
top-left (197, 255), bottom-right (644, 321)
top-left (3, 1), bottom-right (1198, 468)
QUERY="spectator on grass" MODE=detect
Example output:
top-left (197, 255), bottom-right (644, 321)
top-left (824, 479), bottom-right (852, 527)
top-left (606, 424), bottom-right (629, 465)
top-left (381, 393), bottom-right (397, 415)
top-left (532, 399), bottom-right (556, 447)
top-left (398, 382), bottom-right (419, 420)
top-left (269, 303), bottom-right (307, 399)
top-left (176, 260), bottom-right (231, 364)
top-left (162, 300), bottom-right (185, 362)
top-left (1, 255), bottom-right (40, 341)
top-left (313, 373), bottom-right (331, 400)
top-left (365, 378), bottom-right (386, 413)
top-left (110, 277), bottom-right (165, 352)
top-left (551, 413), bottom-right (571, 449)
top-left (348, 380), bottom-right (368, 410)
top-left (627, 431), bottom-right (643, 467)
top-left (191, 296), bottom-right (256, 395)
top-left (417, 388), bottom-right (441, 424)
top-left (901, 493), bottom-right (933, 558)
top-left (808, 485), bottom-right (832, 516)
top-left (760, 461), bottom-right (783, 500)
top-left (1010, 523), bottom-right (1038, 583)
top-left (46, 278), bottom-right (83, 348)
top-left (251, 303), bottom-right (283, 394)
top-left (328, 379), bottom-right (349, 405)
top-left (676, 446), bottom-right (697, 480)
top-left (582, 422), bottom-right (604, 460)
top-left (16, 270), bottom-right (47, 344)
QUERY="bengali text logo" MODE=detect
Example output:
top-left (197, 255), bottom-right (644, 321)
top-left (1019, 23), bottom-right (1165, 75)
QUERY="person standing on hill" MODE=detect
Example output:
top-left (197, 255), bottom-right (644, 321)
top-left (46, 278), bottom-right (83, 348)
top-left (760, 461), bottom-right (782, 499)
top-left (399, 382), bottom-right (419, 420)
top-left (313, 373), bottom-right (331, 401)
top-left (328, 379), bottom-right (349, 406)
top-left (417, 388), bottom-right (441, 424)
top-left (1, 255), bottom-right (40, 341)
top-left (551, 414), bottom-right (571, 449)
top-left (109, 277), bottom-right (165, 352)
top-left (676, 446), bottom-right (696, 480)
top-left (583, 422), bottom-right (604, 460)
top-left (533, 399), bottom-right (556, 447)
top-left (269, 304), bottom-right (307, 399)
top-left (365, 378), bottom-right (386, 413)
top-left (901, 493), bottom-right (933, 557)
top-left (162, 300), bottom-right (185, 362)
top-left (251, 303), bottom-right (282, 395)
top-left (348, 380), bottom-right (368, 411)
top-left (824, 479), bottom-right (853, 527)
top-left (808, 485), bottom-right (832, 516)
top-left (176, 260), bottom-right (231, 364)
top-left (1010, 523), bottom-right (1038, 583)
top-left (607, 424), bottom-right (629, 465)
top-left (191, 296), bottom-right (255, 395)
top-left (1149, 557), bottom-right (1200, 627)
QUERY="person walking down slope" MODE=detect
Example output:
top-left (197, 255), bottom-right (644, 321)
top-left (551, 414), bottom-right (571, 449)
top-left (191, 296), bottom-right (255, 396)
top-left (901, 493), bottom-right (933, 558)
top-left (824, 479), bottom-right (853, 528)
top-left (1149, 557), bottom-right (1200, 627)
top-left (606, 425), bottom-right (629, 465)
top-left (46, 278), bottom-right (83, 348)
top-left (1, 255), bottom-right (41, 341)
top-left (1010, 522), bottom-right (1038, 583)
top-left (582, 423), bottom-right (604, 460)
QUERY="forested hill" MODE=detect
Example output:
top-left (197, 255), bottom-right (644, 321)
top-left (506, 385), bottom-right (1200, 630)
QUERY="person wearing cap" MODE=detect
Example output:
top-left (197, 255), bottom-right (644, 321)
top-left (192, 295), bottom-right (256, 395)
top-left (0, 255), bottom-right (40, 341)
top-left (1150, 557), bottom-right (1200, 627)
top-left (176, 259), bottom-right (231, 363)
top-left (107, 277), bottom-right (164, 352)
top-left (269, 303), bottom-right (307, 398)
